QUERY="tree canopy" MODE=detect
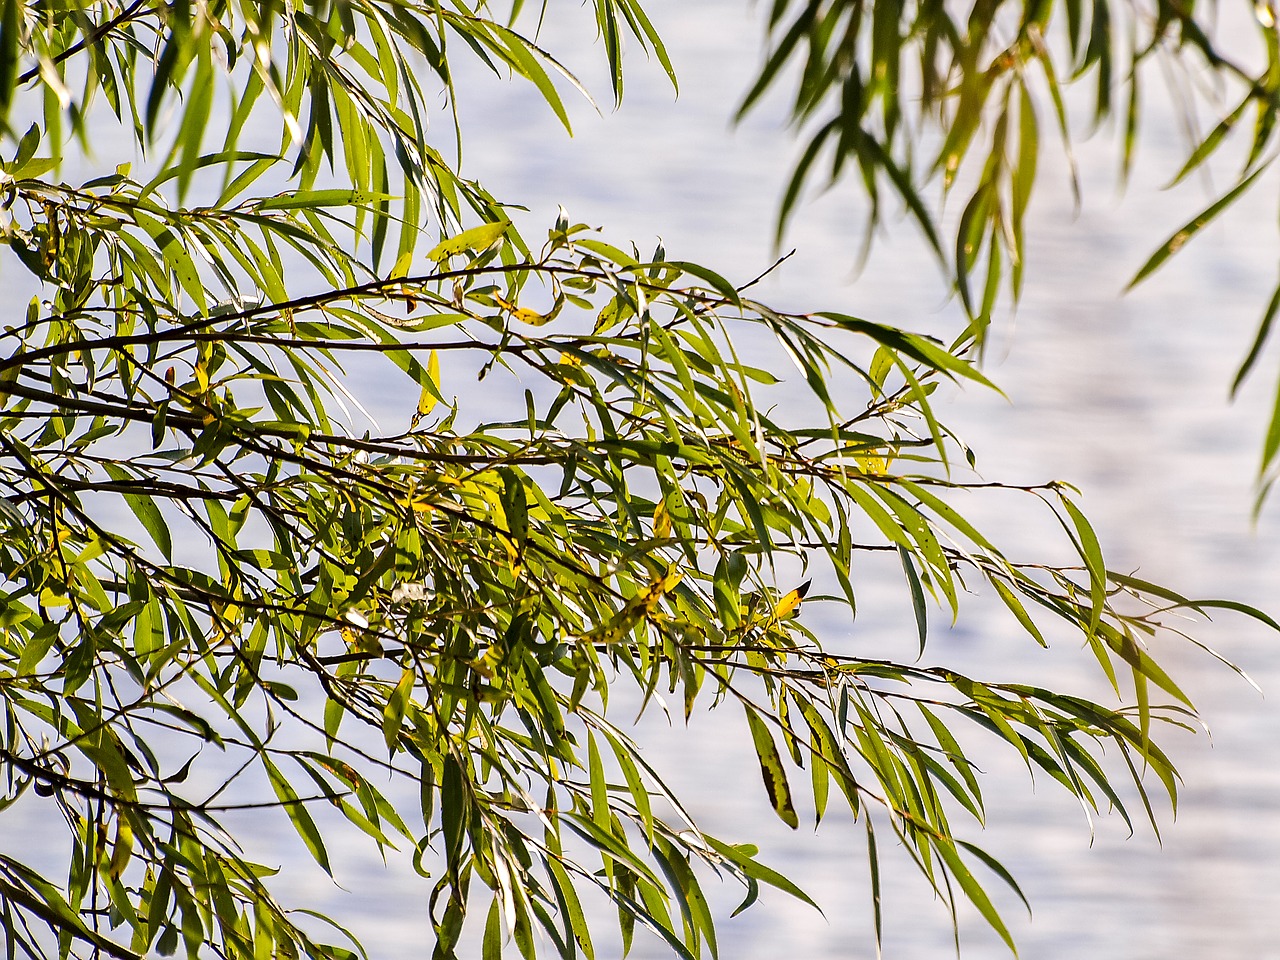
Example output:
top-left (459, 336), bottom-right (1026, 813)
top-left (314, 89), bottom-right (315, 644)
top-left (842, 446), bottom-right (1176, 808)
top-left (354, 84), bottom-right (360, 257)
top-left (1, 2), bottom-right (1277, 959)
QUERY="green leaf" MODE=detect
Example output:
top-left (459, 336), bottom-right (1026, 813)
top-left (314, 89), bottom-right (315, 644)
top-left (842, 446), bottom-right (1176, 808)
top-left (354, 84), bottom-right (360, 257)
top-left (263, 758), bottom-right (332, 875)
top-left (133, 212), bottom-right (209, 316)
top-left (898, 544), bottom-right (928, 656)
top-left (498, 468), bottom-right (528, 546)
top-left (933, 840), bottom-right (1016, 954)
top-left (483, 897), bottom-right (503, 960)
top-left (702, 836), bottom-right (820, 911)
top-left (990, 577), bottom-right (1046, 647)
top-left (102, 464), bottom-right (173, 561)
top-left (743, 707), bottom-right (799, 829)
top-left (865, 817), bottom-right (883, 950)
top-left (427, 220), bottom-right (512, 262)
top-left (0, 0), bottom-right (22, 121)
top-left (1060, 495), bottom-right (1105, 639)
top-left (382, 668), bottom-right (414, 752)
top-left (493, 25), bottom-right (575, 134)
top-left (1231, 279), bottom-right (1280, 397)
top-left (1128, 162), bottom-right (1272, 289)
top-left (668, 261), bottom-right (742, 309)
top-left (817, 313), bottom-right (1001, 391)
top-left (257, 189), bottom-right (397, 211)
top-left (603, 728), bottom-right (654, 843)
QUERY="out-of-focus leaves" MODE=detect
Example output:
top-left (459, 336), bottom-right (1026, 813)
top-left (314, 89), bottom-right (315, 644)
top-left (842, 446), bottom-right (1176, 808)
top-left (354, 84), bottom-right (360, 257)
top-left (743, 0), bottom-right (1280, 508)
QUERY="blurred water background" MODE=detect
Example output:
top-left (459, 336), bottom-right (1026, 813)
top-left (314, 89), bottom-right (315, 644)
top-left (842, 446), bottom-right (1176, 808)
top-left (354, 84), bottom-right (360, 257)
top-left (9, 1), bottom-right (1280, 957)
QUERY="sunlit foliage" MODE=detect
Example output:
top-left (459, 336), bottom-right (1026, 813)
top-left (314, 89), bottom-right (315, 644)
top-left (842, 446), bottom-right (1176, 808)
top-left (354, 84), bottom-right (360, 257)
top-left (0, 2), bottom-right (1274, 959)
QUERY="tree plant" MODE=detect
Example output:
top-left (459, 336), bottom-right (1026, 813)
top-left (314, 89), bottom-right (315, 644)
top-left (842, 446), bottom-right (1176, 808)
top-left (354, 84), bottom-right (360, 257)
top-left (0, 1), bottom-right (1274, 959)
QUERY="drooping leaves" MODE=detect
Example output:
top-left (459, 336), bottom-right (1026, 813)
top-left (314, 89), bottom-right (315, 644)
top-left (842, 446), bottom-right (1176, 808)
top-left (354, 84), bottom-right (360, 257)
top-left (0, 3), bottom-right (1261, 960)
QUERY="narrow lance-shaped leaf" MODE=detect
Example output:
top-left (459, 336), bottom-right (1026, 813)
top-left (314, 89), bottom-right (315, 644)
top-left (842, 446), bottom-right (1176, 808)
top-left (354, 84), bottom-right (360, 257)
top-left (262, 758), bottom-right (332, 876)
top-left (102, 464), bottom-right (174, 561)
top-left (427, 220), bottom-right (512, 262)
top-left (744, 706), bottom-right (799, 829)
top-left (1128, 162), bottom-right (1272, 289)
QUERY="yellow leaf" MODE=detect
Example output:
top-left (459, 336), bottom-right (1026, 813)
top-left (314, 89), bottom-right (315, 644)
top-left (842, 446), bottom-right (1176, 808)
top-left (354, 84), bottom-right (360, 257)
top-left (416, 349), bottom-right (441, 419)
top-left (342, 625), bottom-right (382, 657)
top-left (389, 250), bottom-right (414, 280)
top-left (426, 220), bottom-right (511, 263)
top-left (855, 449), bottom-right (894, 475)
top-left (107, 817), bottom-right (133, 881)
top-left (39, 587), bottom-right (70, 607)
top-left (416, 385), bottom-right (434, 417)
top-left (513, 307), bottom-right (552, 326)
top-left (652, 499), bottom-right (672, 540)
top-left (772, 579), bottom-right (811, 620)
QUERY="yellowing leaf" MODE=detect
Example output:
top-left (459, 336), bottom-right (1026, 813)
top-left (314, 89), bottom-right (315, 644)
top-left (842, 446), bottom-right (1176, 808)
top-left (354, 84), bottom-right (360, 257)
top-left (471, 644), bottom-right (504, 679)
top-left (855, 450), bottom-right (894, 475)
top-left (772, 579), bottom-right (811, 620)
top-left (652, 498), bottom-right (672, 540)
top-left (745, 707), bottom-right (799, 829)
top-left (106, 816), bottom-right (133, 881)
top-left (382, 668), bottom-right (414, 751)
top-left (647, 563), bottom-right (684, 607)
top-left (389, 250), bottom-right (414, 280)
top-left (513, 307), bottom-right (552, 325)
top-left (579, 564), bottom-right (684, 645)
top-left (553, 351), bottom-right (593, 386)
top-left (0, 361), bottom-right (21, 395)
top-left (415, 349), bottom-right (441, 420)
top-left (426, 220), bottom-right (511, 262)
top-left (594, 295), bottom-right (632, 332)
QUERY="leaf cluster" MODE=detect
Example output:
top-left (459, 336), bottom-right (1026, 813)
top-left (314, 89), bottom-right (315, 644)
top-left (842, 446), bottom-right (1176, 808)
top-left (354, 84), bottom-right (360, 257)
top-left (0, 1), bottom-right (1273, 959)
top-left (745, 0), bottom-right (1280, 495)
